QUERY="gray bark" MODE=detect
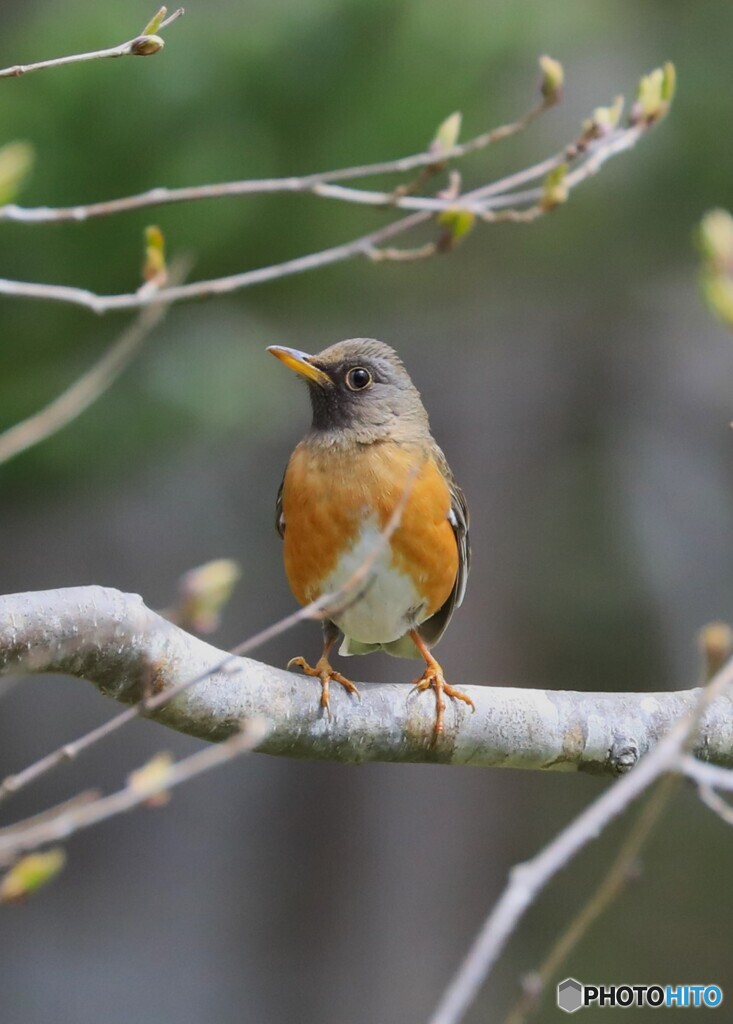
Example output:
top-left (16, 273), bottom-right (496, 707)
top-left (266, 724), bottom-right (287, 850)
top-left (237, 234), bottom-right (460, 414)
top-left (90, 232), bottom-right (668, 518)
top-left (2, 586), bottom-right (731, 775)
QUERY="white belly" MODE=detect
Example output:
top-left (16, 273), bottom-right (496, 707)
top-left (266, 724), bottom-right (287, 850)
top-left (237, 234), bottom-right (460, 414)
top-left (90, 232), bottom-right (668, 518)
top-left (322, 521), bottom-right (426, 645)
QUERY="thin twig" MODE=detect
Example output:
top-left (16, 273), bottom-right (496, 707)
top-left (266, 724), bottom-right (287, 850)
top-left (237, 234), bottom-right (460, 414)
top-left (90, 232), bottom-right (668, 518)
top-left (501, 622), bottom-right (730, 1024)
top-left (427, 659), bottom-right (733, 1024)
top-left (0, 8), bottom-right (184, 80)
top-left (503, 775), bottom-right (679, 1024)
top-left (0, 790), bottom-right (99, 835)
top-left (0, 720), bottom-right (266, 866)
top-left (0, 467), bottom-right (418, 804)
top-left (0, 123), bottom-right (657, 315)
top-left (681, 755), bottom-right (733, 792)
top-left (696, 784), bottom-right (733, 825)
top-left (0, 259), bottom-right (188, 467)
top-left (0, 100), bottom-right (547, 224)
top-left (0, 210), bottom-right (429, 313)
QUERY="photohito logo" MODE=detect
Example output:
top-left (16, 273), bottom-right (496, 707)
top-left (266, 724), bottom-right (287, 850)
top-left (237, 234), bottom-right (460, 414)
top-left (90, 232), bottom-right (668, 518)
top-left (557, 978), bottom-right (723, 1012)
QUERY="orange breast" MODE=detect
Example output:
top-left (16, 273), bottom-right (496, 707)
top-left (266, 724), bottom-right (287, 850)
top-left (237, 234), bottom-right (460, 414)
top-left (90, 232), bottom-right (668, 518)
top-left (280, 440), bottom-right (458, 617)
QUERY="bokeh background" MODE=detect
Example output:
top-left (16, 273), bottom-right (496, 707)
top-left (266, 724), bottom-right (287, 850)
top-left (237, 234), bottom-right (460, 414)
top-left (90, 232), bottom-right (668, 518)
top-left (1, 1), bottom-right (732, 1021)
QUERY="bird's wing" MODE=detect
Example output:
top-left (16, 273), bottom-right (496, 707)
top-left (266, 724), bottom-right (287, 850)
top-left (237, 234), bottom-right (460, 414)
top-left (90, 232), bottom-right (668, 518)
top-left (274, 475), bottom-right (286, 538)
top-left (416, 455), bottom-right (470, 648)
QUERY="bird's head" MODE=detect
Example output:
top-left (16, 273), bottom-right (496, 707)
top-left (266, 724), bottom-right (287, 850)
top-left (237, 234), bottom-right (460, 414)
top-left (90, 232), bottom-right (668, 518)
top-left (268, 338), bottom-right (429, 443)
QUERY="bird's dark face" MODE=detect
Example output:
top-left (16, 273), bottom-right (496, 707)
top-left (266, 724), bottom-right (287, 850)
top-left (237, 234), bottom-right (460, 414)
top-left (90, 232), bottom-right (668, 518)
top-left (268, 338), bottom-right (429, 441)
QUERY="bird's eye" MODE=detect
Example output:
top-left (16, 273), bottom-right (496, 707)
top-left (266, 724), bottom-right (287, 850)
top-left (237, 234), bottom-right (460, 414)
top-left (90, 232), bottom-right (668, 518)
top-left (345, 367), bottom-right (372, 391)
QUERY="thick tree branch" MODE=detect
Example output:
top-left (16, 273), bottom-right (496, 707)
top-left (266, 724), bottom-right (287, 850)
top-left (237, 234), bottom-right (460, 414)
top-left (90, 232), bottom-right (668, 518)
top-left (1, 586), bottom-right (732, 773)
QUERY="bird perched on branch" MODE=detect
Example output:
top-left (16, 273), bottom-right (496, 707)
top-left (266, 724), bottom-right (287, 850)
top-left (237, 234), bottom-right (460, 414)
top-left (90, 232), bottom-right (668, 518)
top-left (269, 338), bottom-right (473, 737)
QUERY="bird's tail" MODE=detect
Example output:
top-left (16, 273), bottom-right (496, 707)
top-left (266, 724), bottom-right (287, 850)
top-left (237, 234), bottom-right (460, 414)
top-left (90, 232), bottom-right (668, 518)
top-left (339, 634), bottom-right (422, 659)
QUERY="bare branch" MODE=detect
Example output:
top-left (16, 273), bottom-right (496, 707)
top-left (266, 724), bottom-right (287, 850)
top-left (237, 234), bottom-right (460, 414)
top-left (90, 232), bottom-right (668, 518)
top-left (0, 7), bottom-right (184, 80)
top-left (0, 474), bottom-right (416, 803)
top-left (0, 119), bottom-right (659, 314)
top-left (0, 55), bottom-right (671, 314)
top-left (0, 719), bottom-right (266, 866)
top-left (695, 784), bottom-right (733, 826)
top-left (1, 587), bottom-right (733, 780)
top-left (0, 210), bottom-right (429, 313)
top-left (428, 660), bottom-right (733, 1024)
top-left (503, 776), bottom-right (678, 1024)
top-left (502, 620), bottom-right (733, 1023)
top-left (0, 790), bottom-right (100, 836)
top-left (0, 98), bottom-right (548, 225)
top-left (0, 259), bottom-right (187, 466)
top-left (681, 755), bottom-right (733, 793)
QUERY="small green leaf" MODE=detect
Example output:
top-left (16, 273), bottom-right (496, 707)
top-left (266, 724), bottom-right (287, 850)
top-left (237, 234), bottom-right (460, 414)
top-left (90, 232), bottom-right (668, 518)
top-left (142, 225), bottom-right (167, 282)
top-left (698, 209), bottom-right (733, 269)
top-left (142, 6), bottom-right (167, 35)
top-left (539, 55), bottom-right (564, 104)
top-left (661, 62), bottom-right (676, 103)
top-left (0, 849), bottom-right (66, 903)
top-left (583, 95), bottom-right (624, 138)
top-left (431, 112), bottom-right (462, 156)
top-left (698, 210), bottom-right (733, 330)
top-left (702, 274), bottom-right (733, 329)
top-left (637, 68), bottom-right (663, 118)
top-left (437, 207), bottom-right (475, 244)
top-left (634, 62), bottom-right (675, 123)
top-left (128, 752), bottom-right (173, 807)
top-left (175, 559), bottom-right (241, 634)
top-left (0, 141), bottom-right (34, 206)
top-left (541, 164), bottom-right (568, 210)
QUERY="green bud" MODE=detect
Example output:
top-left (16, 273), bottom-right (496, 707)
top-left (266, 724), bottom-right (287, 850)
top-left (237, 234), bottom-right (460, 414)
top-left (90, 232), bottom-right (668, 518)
top-left (661, 62), bottom-right (676, 104)
top-left (701, 273), bottom-right (733, 329)
top-left (0, 141), bottom-right (34, 206)
top-left (637, 68), bottom-right (663, 118)
top-left (437, 207), bottom-right (476, 245)
top-left (128, 752), bottom-right (173, 807)
top-left (698, 621), bottom-right (733, 681)
top-left (130, 34), bottom-right (165, 56)
top-left (431, 112), bottom-right (462, 156)
top-left (699, 209), bottom-right (733, 328)
top-left (176, 559), bottom-right (241, 634)
top-left (539, 55), bottom-right (564, 105)
top-left (633, 62), bottom-right (675, 124)
top-left (142, 225), bottom-right (167, 282)
top-left (583, 95), bottom-right (624, 138)
top-left (541, 164), bottom-right (568, 210)
top-left (698, 209), bottom-right (733, 270)
top-left (0, 849), bottom-right (66, 903)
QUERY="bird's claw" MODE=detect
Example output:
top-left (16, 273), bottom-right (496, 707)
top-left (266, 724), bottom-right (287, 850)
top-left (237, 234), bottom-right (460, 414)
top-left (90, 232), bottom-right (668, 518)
top-left (411, 662), bottom-right (475, 740)
top-left (287, 654), bottom-right (360, 719)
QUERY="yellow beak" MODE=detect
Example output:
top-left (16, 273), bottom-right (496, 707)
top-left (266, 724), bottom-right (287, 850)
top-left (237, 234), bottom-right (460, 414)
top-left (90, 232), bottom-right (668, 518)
top-left (267, 346), bottom-right (332, 386)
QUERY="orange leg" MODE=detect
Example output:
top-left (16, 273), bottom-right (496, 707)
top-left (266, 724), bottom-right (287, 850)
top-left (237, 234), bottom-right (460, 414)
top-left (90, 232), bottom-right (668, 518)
top-left (409, 629), bottom-right (475, 738)
top-left (287, 632), bottom-right (360, 719)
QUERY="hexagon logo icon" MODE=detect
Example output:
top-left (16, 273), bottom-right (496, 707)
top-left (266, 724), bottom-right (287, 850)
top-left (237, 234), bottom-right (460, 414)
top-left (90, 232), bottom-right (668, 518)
top-left (557, 978), bottom-right (583, 1013)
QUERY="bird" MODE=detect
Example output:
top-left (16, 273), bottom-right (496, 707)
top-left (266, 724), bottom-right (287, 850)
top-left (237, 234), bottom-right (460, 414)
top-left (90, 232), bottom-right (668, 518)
top-left (268, 338), bottom-right (474, 737)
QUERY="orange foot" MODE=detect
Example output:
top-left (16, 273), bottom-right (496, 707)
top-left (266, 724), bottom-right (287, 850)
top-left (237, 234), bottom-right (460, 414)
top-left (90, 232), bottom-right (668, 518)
top-left (409, 639), bottom-right (475, 739)
top-left (287, 655), bottom-right (360, 719)
top-left (411, 662), bottom-right (475, 738)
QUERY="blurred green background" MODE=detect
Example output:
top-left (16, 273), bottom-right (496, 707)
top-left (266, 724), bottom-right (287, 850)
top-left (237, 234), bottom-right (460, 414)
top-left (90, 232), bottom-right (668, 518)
top-left (1, 1), bottom-right (732, 1022)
